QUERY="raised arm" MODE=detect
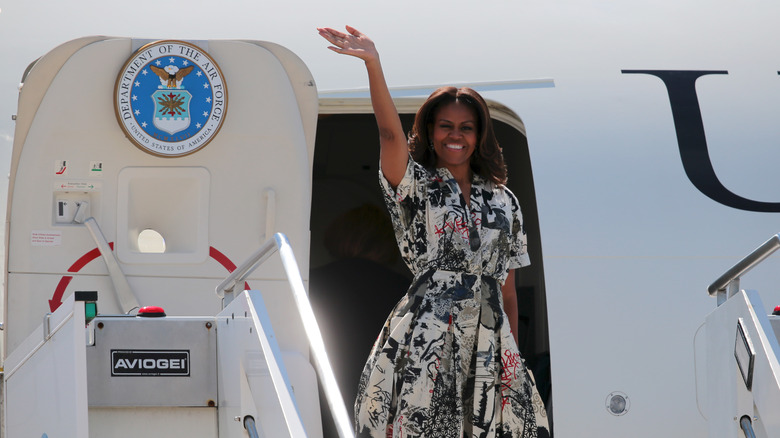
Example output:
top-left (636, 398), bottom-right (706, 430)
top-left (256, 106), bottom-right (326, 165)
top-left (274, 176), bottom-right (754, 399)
top-left (318, 26), bottom-right (408, 187)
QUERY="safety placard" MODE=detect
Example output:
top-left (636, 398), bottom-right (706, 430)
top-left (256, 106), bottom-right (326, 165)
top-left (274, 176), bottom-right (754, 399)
top-left (53, 181), bottom-right (102, 191)
top-left (31, 230), bottom-right (62, 246)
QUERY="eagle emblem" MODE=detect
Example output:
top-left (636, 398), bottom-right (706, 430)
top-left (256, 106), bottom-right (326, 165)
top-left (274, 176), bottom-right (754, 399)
top-left (150, 65), bottom-right (194, 88)
top-left (114, 40), bottom-right (228, 157)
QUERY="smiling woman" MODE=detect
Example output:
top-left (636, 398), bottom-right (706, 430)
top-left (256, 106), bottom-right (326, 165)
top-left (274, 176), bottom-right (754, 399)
top-left (318, 26), bottom-right (549, 438)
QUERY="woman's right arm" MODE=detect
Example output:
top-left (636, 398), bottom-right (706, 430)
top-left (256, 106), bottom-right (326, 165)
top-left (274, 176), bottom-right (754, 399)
top-left (318, 26), bottom-right (408, 187)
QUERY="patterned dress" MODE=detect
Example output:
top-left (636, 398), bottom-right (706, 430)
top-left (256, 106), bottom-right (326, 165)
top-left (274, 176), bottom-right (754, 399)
top-left (354, 158), bottom-right (550, 438)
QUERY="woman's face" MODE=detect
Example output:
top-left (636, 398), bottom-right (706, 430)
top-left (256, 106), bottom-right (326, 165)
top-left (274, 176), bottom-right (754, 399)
top-left (430, 101), bottom-right (478, 175)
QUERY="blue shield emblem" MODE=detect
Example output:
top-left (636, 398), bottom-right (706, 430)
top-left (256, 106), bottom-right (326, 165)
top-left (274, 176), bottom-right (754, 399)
top-left (152, 89), bottom-right (192, 135)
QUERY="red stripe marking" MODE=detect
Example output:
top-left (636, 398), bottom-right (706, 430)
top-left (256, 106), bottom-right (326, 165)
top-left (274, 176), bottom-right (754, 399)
top-left (49, 275), bottom-right (74, 311)
top-left (209, 246), bottom-right (237, 271)
top-left (67, 243), bottom-right (112, 272)
top-left (52, 245), bottom-right (248, 311)
top-left (209, 246), bottom-right (250, 290)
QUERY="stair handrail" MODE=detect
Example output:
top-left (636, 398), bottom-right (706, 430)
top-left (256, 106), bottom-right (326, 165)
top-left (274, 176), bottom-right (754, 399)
top-left (215, 233), bottom-right (355, 438)
top-left (244, 416), bottom-right (261, 438)
top-left (216, 235), bottom-right (278, 302)
top-left (708, 233), bottom-right (780, 300)
top-left (740, 416), bottom-right (757, 438)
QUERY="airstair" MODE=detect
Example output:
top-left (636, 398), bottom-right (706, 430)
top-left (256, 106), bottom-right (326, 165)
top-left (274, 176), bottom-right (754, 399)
top-left (3, 233), bottom-right (353, 438)
top-left (702, 234), bottom-right (780, 438)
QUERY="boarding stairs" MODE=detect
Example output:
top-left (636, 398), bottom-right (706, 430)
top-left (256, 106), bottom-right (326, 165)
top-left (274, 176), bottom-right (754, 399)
top-left (2, 232), bottom-right (354, 438)
top-left (703, 233), bottom-right (780, 438)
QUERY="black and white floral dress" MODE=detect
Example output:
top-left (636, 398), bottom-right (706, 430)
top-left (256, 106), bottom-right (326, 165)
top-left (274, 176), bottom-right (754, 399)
top-left (354, 158), bottom-right (550, 438)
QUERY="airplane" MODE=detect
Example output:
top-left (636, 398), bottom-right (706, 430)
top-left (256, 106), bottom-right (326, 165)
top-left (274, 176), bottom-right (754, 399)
top-left (1, 1), bottom-right (779, 437)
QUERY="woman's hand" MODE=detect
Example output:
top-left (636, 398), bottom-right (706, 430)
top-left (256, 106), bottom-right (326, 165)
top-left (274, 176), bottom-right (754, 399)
top-left (317, 26), bottom-right (379, 65)
top-left (317, 25), bottom-right (408, 186)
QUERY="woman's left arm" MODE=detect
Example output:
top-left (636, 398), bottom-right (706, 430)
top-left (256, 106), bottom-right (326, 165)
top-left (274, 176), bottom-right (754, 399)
top-left (501, 269), bottom-right (519, 347)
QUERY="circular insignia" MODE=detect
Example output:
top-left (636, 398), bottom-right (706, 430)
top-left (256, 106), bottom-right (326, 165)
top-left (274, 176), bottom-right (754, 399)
top-left (114, 40), bottom-right (227, 157)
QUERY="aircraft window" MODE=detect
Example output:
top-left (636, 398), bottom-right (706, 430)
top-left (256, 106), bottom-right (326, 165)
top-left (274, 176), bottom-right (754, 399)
top-left (137, 229), bottom-right (166, 253)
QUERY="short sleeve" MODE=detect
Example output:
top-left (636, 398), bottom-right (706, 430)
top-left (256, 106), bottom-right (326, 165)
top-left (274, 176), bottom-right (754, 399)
top-left (379, 157), bottom-right (428, 230)
top-left (506, 189), bottom-right (531, 269)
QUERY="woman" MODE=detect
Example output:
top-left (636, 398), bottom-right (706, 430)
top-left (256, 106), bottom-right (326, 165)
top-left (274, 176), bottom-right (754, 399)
top-left (318, 26), bottom-right (549, 438)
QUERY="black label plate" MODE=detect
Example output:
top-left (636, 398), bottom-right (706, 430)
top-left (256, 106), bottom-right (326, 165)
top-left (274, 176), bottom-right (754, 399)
top-left (111, 350), bottom-right (190, 376)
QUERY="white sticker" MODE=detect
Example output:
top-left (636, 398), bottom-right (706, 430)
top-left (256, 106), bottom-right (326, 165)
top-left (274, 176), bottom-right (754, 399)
top-left (90, 161), bottom-right (104, 174)
top-left (55, 160), bottom-right (68, 176)
top-left (53, 181), bottom-right (102, 192)
top-left (32, 230), bottom-right (62, 246)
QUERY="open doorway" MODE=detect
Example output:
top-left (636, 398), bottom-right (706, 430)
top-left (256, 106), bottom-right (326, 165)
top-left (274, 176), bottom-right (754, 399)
top-left (309, 100), bottom-right (550, 435)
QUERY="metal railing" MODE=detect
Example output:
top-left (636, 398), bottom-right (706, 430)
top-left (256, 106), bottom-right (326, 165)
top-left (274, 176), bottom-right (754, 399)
top-left (740, 416), bottom-right (756, 438)
top-left (708, 233), bottom-right (780, 304)
top-left (244, 416), bottom-right (261, 438)
top-left (216, 233), bottom-right (355, 438)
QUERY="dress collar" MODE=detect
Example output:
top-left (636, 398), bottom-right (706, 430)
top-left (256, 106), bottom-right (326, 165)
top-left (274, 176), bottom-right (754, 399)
top-left (434, 166), bottom-right (484, 185)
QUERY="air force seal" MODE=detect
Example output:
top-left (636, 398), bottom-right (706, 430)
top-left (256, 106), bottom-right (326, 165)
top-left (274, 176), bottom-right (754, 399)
top-left (114, 40), bottom-right (227, 157)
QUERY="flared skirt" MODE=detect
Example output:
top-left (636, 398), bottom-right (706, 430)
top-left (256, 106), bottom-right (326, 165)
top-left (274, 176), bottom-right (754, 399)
top-left (354, 269), bottom-right (549, 438)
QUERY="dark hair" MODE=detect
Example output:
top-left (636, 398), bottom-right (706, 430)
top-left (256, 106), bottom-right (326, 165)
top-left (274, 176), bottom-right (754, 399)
top-left (408, 86), bottom-right (507, 185)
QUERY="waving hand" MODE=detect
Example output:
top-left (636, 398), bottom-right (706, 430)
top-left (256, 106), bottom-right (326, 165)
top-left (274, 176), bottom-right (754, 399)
top-left (317, 26), bottom-right (408, 187)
